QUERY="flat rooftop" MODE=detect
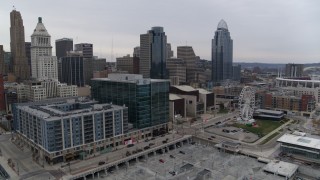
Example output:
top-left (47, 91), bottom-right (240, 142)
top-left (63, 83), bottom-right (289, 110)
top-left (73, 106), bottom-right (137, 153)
top-left (16, 98), bottom-right (126, 121)
top-left (277, 134), bottom-right (320, 150)
top-left (263, 160), bottom-right (299, 178)
top-left (255, 109), bottom-right (284, 115)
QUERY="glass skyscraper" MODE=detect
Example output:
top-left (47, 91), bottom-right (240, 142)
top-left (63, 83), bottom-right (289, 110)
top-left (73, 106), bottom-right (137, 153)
top-left (140, 27), bottom-right (168, 79)
top-left (91, 74), bottom-right (169, 129)
top-left (211, 19), bottom-right (233, 85)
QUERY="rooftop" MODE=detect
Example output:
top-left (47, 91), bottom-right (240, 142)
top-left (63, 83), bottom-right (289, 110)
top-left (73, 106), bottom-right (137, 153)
top-left (169, 94), bottom-right (183, 101)
top-left (263, 160), bottom-right (299, 178)
top-left (255, 109), bottom-right (284, 115)
top-left (16, 98), bottom-right (126, 121)
top-left (172, 85), bottom-right (197, 92)
top-left (277, 134), bottom-right (320, 150)
top-left (197, 88), bottom-right (212, 94)
top-left (92, 74), bottom-right (169, 84)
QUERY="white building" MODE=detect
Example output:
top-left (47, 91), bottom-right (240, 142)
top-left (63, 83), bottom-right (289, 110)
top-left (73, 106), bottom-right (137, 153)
top-left (57, 83), bottom-right (78, 97)
top-left (31, 17), bottom-right (58, 80)
top-left (276, 77), bottom-right (320, 103)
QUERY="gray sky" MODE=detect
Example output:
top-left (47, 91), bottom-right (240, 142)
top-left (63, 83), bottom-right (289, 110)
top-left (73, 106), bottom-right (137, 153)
top-left (1, 0), bottom-right (319, 63)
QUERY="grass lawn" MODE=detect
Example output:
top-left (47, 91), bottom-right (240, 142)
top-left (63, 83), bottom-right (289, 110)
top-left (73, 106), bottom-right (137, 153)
top-left (260, 132), bottom-right (280, 145)
top-left (232, 119), bottom-right (285, 137)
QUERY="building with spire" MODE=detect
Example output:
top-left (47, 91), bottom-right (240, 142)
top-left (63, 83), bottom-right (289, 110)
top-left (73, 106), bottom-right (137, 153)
top-left (10, 10), bottom-right (30, 81)
top-left (31, 17), bottom-right (58, 80)
top-left (211, 19), bottom-right (233, 85)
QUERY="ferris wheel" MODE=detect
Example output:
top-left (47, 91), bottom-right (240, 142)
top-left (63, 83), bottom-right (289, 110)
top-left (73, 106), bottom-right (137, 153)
top-left (239, 86), bottom-right (255, 121)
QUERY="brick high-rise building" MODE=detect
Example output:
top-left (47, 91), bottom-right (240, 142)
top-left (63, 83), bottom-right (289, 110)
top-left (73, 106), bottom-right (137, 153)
top-left (10, 10), bottom-right (30, 81)
top-left (177, 46), bottom-right (197, 83)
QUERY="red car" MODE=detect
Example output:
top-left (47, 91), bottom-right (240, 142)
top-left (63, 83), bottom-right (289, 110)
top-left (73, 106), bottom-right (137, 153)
top-left (159, 159), bottom-right (165, 163)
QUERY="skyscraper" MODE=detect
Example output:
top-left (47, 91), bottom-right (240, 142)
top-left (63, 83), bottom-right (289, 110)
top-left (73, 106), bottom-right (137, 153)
top-left (140, 27), bottom-right (168, 79)
top-left (74, 43), bottom-right (93, 59)
top-left (211, 19), bottom-right (233, 85)
top-left (0, 74), bottom-right (5, 111)
top-left (10, 10), bottom-right (30, 81)
top-left (55, 38), bottom-right (73, 59)
top-left (31, 17), bottom-right (58, 80)
top-left (60, 55), bottom-right (84, 87)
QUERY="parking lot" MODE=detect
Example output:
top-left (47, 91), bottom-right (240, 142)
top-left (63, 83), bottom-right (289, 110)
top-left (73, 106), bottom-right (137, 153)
top-left (205, 124), bottom-right (259, 143)
top-left (103, 144), bottom-right (285, 180)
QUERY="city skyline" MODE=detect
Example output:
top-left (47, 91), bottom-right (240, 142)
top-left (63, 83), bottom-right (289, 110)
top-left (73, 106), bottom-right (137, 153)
top-left (0, 0), bottom-right (319, 63)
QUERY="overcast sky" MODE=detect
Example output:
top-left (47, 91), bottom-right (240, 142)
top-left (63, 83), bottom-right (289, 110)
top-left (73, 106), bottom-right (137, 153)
top-left (1, 0), bottom-right (319, 63)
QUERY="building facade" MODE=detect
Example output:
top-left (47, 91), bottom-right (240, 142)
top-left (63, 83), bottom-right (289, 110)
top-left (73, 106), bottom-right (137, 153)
top-left (25, 42), bottom-right (31, 75)
top-left (55, 38), bottom-right (73, 59)
top-left (0, 74), bottom-right (5, 111)
top-left (74, 43), bottom-right (93, 59)
top-left (31, 17), bottom-right (58, 80)
top-left (91, 74), bottom-right (169, 129)
top-left (166, 58), bottom-right (187, 85)
top-left (285, 63), bottom-right (304, 78)
top-left (140, 27), bottom-right (168, 79)
top-left (10, 10), bottom-right (30, 80)
top-left (116, 55), bottom-right (134, 73)
top-left (13, 98), bottom-right (128, 164)
top-left (0, 45), bottom-right (6, 75)
top-left (60, 56), bottom-right (84, 86)
top-left (177, 46), bottom-right (197, 83)
top-left (212, 19), bottom-right (233, 85)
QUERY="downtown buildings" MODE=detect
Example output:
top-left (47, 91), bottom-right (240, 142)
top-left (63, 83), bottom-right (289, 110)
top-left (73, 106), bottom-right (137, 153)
top-left (55, 38), bottom-right (73, 59)
top-left (10, 10), bottom-right (30, 81)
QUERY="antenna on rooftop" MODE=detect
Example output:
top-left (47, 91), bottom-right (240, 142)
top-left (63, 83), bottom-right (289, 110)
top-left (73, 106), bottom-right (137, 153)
top-left (111, 37), bottom-right (114, 61)
top-left (13, 5), bottom-right (16, 10)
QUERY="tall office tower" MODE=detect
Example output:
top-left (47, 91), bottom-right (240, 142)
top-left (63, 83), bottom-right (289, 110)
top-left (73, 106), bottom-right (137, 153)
top-left (0, 45), bottom-right (6, 75)
top-left (4, 52), bottom-right (12, 73)
top-left (285, 63), bottom-right (304, 78)
top-left (211, 19), bottom-right (233, 85)
top-left (74, 43), bottom-right (93, 59)
top-left (0, 74), bottom-right (5, 111)
top-left (166, 58), bottom-right (187, 85)
top-left (166, 43), bottom-right (174, 58)
top-left (31, 17), bottom-right (58, 80)
top-left (140, 27), bottom-right (168, 79)
top-left (25, 42), bottom-right (31, 74)
top-left (60, 54), bottom-right (84, 87)
top-left (92, 74), bottom-right (169, 129)
top-left (10, 10), bottom-right (30, 81)
top-left (177, 46), bottom-right (197, 83)
top-left (55, 38), bottom-right (73, 59)
top-left (133, 46), bottom-right (140, 57)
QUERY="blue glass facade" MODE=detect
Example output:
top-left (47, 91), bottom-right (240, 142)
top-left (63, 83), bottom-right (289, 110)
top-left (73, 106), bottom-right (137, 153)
top-left (212, 20), bottom-right (233, 85)
top-left (91, 77), bottom-right (169, 129)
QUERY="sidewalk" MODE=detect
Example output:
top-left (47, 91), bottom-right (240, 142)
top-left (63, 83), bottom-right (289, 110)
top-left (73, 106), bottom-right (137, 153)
top-left (0, 156), bottom-right (19, 179)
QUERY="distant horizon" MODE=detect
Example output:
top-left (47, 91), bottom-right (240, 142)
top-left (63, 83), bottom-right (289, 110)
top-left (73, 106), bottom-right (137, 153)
top-left (1, 0), bottom-right (319, 63)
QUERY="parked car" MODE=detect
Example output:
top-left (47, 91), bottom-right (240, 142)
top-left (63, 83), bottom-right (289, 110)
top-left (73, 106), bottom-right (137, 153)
top-left (127, 144), bottom-right (134, 148)
top-left (98, 161), bottom-right (105, 165)
top-left (159, 159), bottom-right (165, 163)
top-left (179, 151), bottom-right (185, 154)
top-left (151, 137), bottom-right (155, 140)
top-left (162, 140), bottom-right (167, 144)
top-left (126, 151), bottom-right (131, 156)
top-left (211, 136), bottom-right (215, 138)
top-left (144, 139), bottom-right (149, 142)
top-left (144, 146), bottom-right (150, 150)
top-left (208, 138), bottom-right (213, 140)
top-left (149, 143), bottom-right (155, 146)
top-left (169, 171), bottom-right (176, 176)
top-left (170, 155), bottom-right (175, 159)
